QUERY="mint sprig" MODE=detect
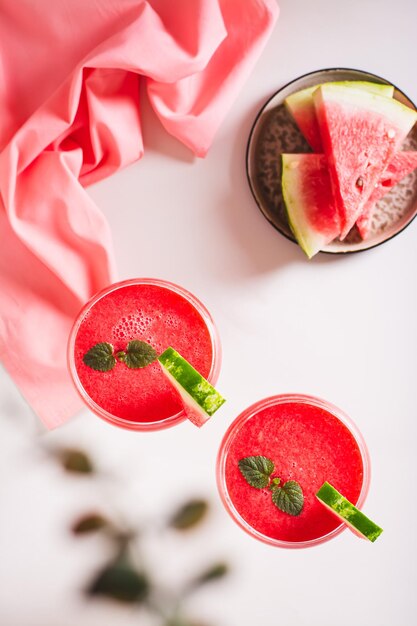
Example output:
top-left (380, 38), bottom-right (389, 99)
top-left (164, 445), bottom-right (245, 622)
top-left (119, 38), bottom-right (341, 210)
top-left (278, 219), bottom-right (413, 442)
top-left (83, 342), bottom-right (116, 372)
top-left (238, 456), bottom-right (274, 489)
top-left (238, 455), bottom-right (304, 517)
top-left (83, 340), bottom-right (157, 372)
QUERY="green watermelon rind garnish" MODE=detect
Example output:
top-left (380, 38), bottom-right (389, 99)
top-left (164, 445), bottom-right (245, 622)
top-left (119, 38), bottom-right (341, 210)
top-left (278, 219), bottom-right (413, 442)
top-left (316, 482), bottom-right (383, 543)
top-left (284, 81), bottom-right (395, 152)
top-left (158, 347), bottom-right (225, 426)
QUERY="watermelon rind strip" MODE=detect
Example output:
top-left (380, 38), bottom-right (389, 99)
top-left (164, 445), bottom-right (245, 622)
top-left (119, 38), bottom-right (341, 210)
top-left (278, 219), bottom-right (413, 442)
top-left (316, 84), bottom-right (417, 130)
top-left (281, 153), bottom-right (338, 258)
top-left (158, 347), bottom-right (225, 416)
top-left (285, 81), bottom-right (394, 110)
top-left (316, 482), bottom-right (383, 543)
top-left (284, 81), bottom-right (394, 151)
top-left (281, 154), bottom-right (319, 258)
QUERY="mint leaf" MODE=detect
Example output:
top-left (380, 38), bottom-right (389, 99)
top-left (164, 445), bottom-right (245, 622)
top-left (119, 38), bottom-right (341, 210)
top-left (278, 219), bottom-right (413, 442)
top-left (271, 480), bottom-right (304, 516)
top-left (123, 340), bottom-right (157, 369)
top-left (83, 342), bottom-right (115, 372)
top-left (238, 455), bottom-right (274, 489)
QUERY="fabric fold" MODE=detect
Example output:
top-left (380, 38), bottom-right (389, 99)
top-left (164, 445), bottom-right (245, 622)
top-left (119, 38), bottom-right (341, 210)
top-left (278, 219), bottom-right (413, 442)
top-left (0, 0), bottom-right (278, 428)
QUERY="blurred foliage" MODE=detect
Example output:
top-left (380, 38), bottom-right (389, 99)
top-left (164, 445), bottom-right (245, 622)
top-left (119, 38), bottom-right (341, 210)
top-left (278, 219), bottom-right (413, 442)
top-left (53, 448), bottom-right (230, 623)
top-left (165, 619), bottom-right (211, 626)
top-left (191, 563), bottom-right (229, 588)
top-left (72, 513), bottom-right (109, 535)
top-left (87, 549), bottom-right (150, 604)
top-left (55, 448), bottom-right (94, 474)
top-left (169, 499), bottom-right (208, 530)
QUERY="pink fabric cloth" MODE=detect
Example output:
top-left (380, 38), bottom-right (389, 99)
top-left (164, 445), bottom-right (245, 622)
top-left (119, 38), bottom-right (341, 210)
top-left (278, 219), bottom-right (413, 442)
top-left (0, 0), bottom-right (278, 428)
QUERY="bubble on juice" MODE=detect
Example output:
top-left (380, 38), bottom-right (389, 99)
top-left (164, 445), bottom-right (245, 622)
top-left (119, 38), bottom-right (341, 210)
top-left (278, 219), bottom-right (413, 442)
top-left (165, 314), bottom-right (179, 329)
top-left (112, 310), bottom-right (153, 342)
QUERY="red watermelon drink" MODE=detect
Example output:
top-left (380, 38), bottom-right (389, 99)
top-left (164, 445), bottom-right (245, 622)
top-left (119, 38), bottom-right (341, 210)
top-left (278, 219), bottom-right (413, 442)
top-left (217, 394), bottom-right (370, 548)
top-left (68, 279), bottom-right (221, 430)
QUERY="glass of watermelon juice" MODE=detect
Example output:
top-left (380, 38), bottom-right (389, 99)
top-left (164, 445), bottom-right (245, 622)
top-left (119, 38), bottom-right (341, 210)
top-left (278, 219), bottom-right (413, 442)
top-left (216, 394), bottom-right (370, 548)
top-left (68, 278), bottom-right (221, 430)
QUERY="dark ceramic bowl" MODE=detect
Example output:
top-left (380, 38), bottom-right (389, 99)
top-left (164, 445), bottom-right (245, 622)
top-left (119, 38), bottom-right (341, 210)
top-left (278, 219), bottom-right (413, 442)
top-left (246, 68), bottom-right (417, 254)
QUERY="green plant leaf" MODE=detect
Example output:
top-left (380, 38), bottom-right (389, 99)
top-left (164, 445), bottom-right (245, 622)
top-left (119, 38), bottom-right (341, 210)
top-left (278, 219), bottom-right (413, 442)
top-left (193, 562), bottom-right (229, 587)
top-left (72, 513), bottom-right (108, 535)
top-left (238, 456), bottom-right (274, 489)
top-left (123, 340), bottom-right (157, 369)
top-left (170, 499), bottom-right (208, 530)
top-left (83, 342), bottom-right (116, 372)
top-left (59, 449), bottom-right (94, 474)
top-left (87, 555), bottom-right (150, 603)
top-left (271, 480), bottom-right (304, 516)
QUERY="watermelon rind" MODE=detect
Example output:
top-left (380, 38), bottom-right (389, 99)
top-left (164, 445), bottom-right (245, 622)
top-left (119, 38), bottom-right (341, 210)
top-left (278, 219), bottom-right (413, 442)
top-left (316, 84), bottom-right (417, 130)
top-left (314, 84), bottom-right (417, 239)
top-left (316, 482), bottom-right (383, 543)
top-left (285, 81), bottom-right (394, 151)
top-left (158, 347), bottom-right (225, 427)
top-left (281, 153), bottom-right (340, 259)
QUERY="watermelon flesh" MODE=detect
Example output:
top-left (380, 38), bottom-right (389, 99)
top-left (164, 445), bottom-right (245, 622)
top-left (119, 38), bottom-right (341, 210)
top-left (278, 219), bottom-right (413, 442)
top-left (282, 151), bottom-right (417, 256)
top-left (314, 85), bottom-right (417, 240)
top-left (285, 81), bottom-right (394, 152)
top-left (285, 81), bottom-right (417, 241)
top-left (356, 151), bottom-right (417, 239)
top-left (281, 154), bottom-right (340, 258)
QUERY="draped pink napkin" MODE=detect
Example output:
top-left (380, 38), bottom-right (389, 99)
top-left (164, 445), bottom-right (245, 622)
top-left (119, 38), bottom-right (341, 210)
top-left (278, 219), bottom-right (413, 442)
top-left (0, 0), bottom-right (278, 428)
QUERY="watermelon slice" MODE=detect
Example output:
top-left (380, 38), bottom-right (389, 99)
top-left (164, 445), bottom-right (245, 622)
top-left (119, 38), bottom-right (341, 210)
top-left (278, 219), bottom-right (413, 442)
top-left (316, 482), bottom-right (383, 542)
top-left (282, 150), bottom-right (417, 254)
top-left (285, 81), bottom-right (394, 152)
top-left (356, 151), bottom-right (417, 239)
top-left (314, 84), bottom-right (417, 239)
top-left (281, 154), bottom-right (340, 258)
top-left (158, 347), bottom-right (225, 427)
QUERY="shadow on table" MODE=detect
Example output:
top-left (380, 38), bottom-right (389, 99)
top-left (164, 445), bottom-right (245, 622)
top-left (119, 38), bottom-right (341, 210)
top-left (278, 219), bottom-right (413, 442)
top-left (139, 81), bottom-right (196, 165)
top-left (208, 94), bottom-right (350, 282)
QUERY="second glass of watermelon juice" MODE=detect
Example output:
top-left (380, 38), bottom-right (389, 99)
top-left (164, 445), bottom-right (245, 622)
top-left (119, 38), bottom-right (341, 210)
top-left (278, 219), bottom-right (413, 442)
top-left (68, 278), bottom-right (221, 430)
top-left (217, 394), bottom-right (370, 548)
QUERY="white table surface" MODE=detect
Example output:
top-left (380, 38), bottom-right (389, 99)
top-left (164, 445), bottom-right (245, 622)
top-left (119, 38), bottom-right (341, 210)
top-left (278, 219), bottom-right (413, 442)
top-left (1, 1), bottom-right (416, 624)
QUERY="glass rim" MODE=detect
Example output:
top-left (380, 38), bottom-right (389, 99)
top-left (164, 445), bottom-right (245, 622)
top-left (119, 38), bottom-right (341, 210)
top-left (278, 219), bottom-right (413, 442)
top-left (216, 393), bottom-right (371, 549)
top-left (67, 278), bottom-right (222, 431)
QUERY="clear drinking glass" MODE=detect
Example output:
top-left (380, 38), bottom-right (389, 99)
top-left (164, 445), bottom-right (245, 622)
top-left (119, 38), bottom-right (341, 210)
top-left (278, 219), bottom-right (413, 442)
top-left (216, 394), bottom-right (371, 548)
top-left (68, 278), bottom-right (222, 431)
